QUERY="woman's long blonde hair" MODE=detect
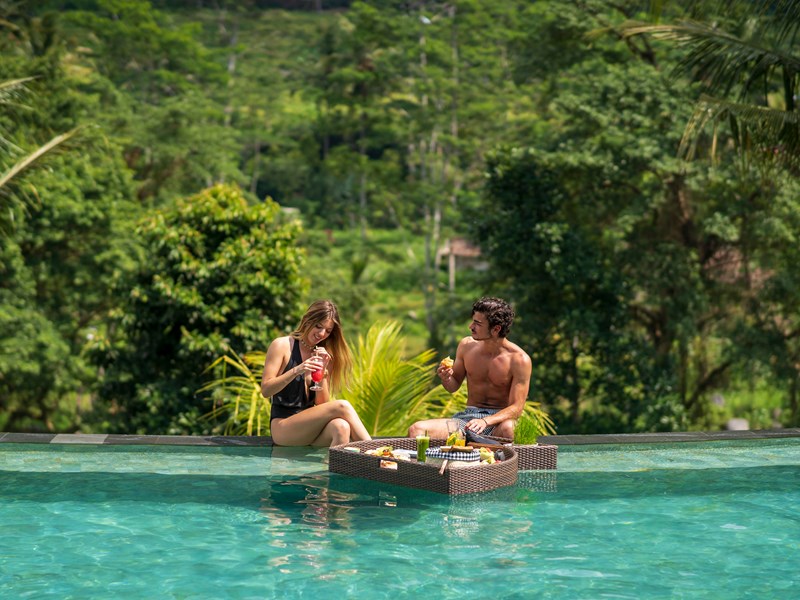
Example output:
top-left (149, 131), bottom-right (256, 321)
top-left (291, 300), bottom-right (353, 393)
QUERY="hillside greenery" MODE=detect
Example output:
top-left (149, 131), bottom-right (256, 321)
top-left (2, 0), bottom-right (800, 436)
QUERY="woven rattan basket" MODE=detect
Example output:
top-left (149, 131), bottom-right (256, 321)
top-left (328, 438), bottom-right (518, 495)
top-left (515, 444), bottom-right (557, 470)
top-left (484, 436), bottom-right (558, 471)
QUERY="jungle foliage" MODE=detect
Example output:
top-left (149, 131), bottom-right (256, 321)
top-left (2, 0), bottom-right (800, 436)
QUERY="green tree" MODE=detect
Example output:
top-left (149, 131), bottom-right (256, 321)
top-left (57, 0), bottom-right (241, 205)
top-left (472, 0), bottom-right (800, 433)
top-left (0, 146), bottom-right (141, 431)
top-left (92, 183), bottom-right (308, 434)
top-left (613, 1), bottom-right (800, 425)
top-left (470, 2), bottom-right (690, 432)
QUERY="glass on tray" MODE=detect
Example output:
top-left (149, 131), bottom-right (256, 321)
top-left (416, 430), bottom-right (430, 462)
top-left (445, 419), bottom-right (466, 447)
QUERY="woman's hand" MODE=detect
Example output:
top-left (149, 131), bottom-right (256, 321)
top-left (299, 354), bottom-right (325, 375)
top-left (313, 347), bottom-right (332, 369)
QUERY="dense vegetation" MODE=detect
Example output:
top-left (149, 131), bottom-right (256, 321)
top-left (2, 0), bottom-right (800, 436)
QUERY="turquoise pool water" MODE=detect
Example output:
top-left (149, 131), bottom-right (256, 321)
top-left (1, 439), bottom-right (798, 599)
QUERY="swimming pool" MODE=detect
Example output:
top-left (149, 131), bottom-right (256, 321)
top-left (1, 435), bottom-right (798, 599)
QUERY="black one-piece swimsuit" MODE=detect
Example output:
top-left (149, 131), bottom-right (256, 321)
top-left (270, 339), bottom-right (315, 422)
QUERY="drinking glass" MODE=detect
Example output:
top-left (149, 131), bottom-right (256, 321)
top-left (416, 430), bottom-right (430, 462)
top-left (446, 419), bottom-right (464, 446)
top-left (310, 349), bottom-right (324, 391)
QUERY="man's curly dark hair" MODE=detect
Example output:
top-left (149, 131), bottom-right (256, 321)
top-left (472, 297), bottom-right (515, 338)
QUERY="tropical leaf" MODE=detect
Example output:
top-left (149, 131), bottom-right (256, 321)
top-left (514, 402), bottom-right (558, 444)
top-left (0, 77), bottom-right (82, 234)
top-left (621, 21), bottom-right (800, 103)
top-left (680, 94), bottom-right (800, 170)
top-left (0, 128), bottom-right (81, 191)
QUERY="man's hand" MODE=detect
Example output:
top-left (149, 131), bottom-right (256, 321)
top-left (437, 356), bottom-right (454, 381)
top-left (465, 418), bottom-right (488, 433)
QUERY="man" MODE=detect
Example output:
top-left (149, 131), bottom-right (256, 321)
top-left (408, 297), bottom-right (532, 441)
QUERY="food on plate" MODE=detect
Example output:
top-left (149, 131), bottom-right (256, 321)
top-left (442, 445), bottom-right (473, 453)
top-left (365, 445), bottom-right (394, 457)
top-left (365, 446), bottom-right (411, 460)
top-left (439, 356), bottom-right (454, 369)
top-left (380, 460), bottom-right (398, 470)
top-left (479, 447), bottom-right (496, 464)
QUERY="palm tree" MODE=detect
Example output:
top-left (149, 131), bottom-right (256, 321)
top-left (618, 1), bottom-right (800, 170)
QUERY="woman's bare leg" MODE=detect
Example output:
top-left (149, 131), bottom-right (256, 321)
top-left (310, 418), bottom-right (351, 447)
top-left (271, 400), bottom-right (371, 447)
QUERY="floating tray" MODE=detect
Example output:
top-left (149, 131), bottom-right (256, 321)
top-left (328, 438), bottom-right (518, 495)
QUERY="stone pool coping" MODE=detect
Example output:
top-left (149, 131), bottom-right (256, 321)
top-left (2, 428), bottom-right (799, 447)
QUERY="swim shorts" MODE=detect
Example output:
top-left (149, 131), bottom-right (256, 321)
top-left (450, 406), bottom-right (501, 435)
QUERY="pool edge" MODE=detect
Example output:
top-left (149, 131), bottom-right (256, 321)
top-left (1, 429), bottom-right (799, 447)
top-left (0, 432), bottom-right (273, 447)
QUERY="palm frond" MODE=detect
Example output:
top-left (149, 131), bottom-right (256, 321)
top-left (0, 127), bottom-right (82, 236)
top-left (0, 127), bottom-right (81, 192)
top-left (198, 349), bottom-right (270, 436)
top-left (634, 0), bottom-right (800, 41)
top-left (0, 77), bottom-right (36, 107)
top-left (681, 93), bottom-right (800, 169)
top-left (622, 21), bottom-right (800, 101)
top-left (617, 6), bottom-right (800, 168)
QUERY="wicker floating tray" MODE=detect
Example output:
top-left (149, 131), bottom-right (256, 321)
top-left (514, 444), bottom-right (558, 470)
top-left (484, 436), bottom-right (558, 471)
top-left (328, 438), bottom-right (518, 495)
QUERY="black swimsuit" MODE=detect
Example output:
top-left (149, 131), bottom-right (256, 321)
top-left (270, 339), bottom-right (315, 421)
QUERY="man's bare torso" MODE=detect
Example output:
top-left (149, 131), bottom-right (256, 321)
top-left (461, 337), bottom-right (525, 409)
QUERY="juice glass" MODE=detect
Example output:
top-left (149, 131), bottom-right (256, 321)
top-left (416, 431), bottom-right (430, 462)
top-left (446, 419), bottom-right (465, 446)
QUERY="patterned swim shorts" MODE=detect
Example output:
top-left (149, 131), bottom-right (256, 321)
top-left (450, 406), bottom-right (501, 435)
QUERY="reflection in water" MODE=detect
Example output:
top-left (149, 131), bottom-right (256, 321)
top-left (257, 444), bottom-right (562, 581)
top-left (257, 466), bottom-right (559, 541)
top-left (518, 470), bottom-right (558, 492)
top-left (254, 470), bottom-right (511, 589)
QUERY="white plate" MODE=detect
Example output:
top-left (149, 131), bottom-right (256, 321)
top-left (392, 449), bottom-right (415, 460)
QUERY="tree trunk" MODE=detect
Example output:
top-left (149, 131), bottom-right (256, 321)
top-left (569, 335), bottom-right (581, 428)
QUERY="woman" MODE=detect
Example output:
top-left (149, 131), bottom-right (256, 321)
top-left (261, 300), bottom-right (371, 447)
